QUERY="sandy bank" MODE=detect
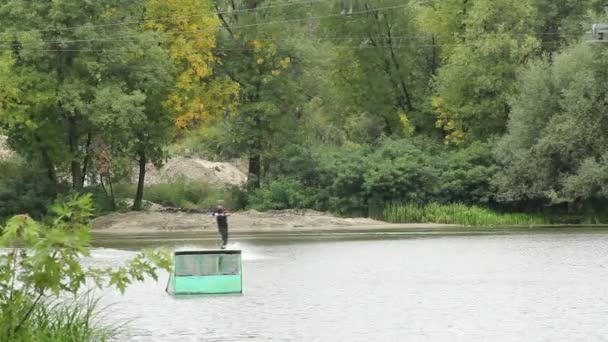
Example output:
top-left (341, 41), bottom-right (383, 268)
top-left (0, 136), bottom-right (13, 161)
top-left (92, 209), bottom-right (452, 234)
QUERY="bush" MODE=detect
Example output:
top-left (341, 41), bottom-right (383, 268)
top-left (436, 141), bottom-right (497, 205)
top-left (249, 178), bottom-right (316, 210)
top-left (0, 157), bottom-right (55, 222)
top-left (86, 186), bottom-right (129, 216)
top-left (115, 178), bottom-right (247, 211)
top-left (260, 138), bottom-right (497, 216)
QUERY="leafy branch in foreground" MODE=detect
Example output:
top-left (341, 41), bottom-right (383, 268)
top-left (0, 194), bottom-right (171, 339)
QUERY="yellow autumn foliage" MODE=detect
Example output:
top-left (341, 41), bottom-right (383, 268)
top-left (278, 57), bottom-right (291, 69)
top-left (399, 112), bottom-right (415, 135)
top-left (432, 97), bottom-right (466, 145)
top-left (145, 0), bottom-right (239, 133)
top-left (246, 39), bottom-right (291, 78)
top-left (251, 40), bottom-right (264, 50)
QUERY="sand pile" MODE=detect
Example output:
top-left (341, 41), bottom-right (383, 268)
top-left (141, 157), bottom-right (247, 186)
top-left (0, 136), bottom-right (13, 160)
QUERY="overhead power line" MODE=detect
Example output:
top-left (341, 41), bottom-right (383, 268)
top-left (0, 30), bottom-right (585, 49)
top-left (0, 0), bottom-right (323, 37)
top-left (0, 3), bottom-right (411, 45)
top-left (0, 40), bottom-right (565, 54)
top-left (0, 2), bottom-right (584, 48)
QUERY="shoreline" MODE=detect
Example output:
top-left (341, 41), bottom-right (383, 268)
top-left (91, 222), bottom-right (608, 236)
top-left (91, 223), bottom-right (460, 235)
top-left (91, 209), bottom-right (433, 235)
top-left (90, 206), bottom-right (608, 236)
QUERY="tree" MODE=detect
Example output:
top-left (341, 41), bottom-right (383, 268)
top-left (87, 46), bottom-right (175, 211)
top-left (0, 0), bottom-right (154, 190)
top-left (533, 0), bottom-right (605, 54)
top-left (495, 42), bottom-right (608, 209)
top-left (145, 0), bottom-right (239, 134)
top-left (0, 50), bottom-right (62, 189)
top-left (319, 0), bottom-right (435, 138)
top-left (213, 0), bottom-right (307, 189)
top-left (431, 0), bottom-right (540, 143)
top-left (0, 0), bottom-right (176, 212)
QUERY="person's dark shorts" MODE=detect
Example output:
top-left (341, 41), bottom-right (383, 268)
top-left (218, 224), bottom-right (228, 245)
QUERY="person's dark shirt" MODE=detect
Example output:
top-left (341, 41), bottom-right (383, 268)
top-left (213, 208), bottom-right (228, 227)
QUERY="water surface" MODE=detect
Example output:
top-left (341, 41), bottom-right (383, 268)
top-left (92, 228), bottom-right (608, 341)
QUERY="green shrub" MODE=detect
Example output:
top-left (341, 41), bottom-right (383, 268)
top-left (86, 186), bottom-right (129, 216)
top-left (249, 178), bottom-right (316, 211)
top-left (114, 178), bottom-right (247, 211)
top-left (436, 141), bottom-right (497, 204)
top-left (0, 157), bottom-right (55, 222)
top-left (262, 138), bottom-right (497, 216)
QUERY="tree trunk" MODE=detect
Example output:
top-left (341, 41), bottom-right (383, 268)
top-left (108, 176), bottom-right (116, 211)
top-left (99, 175), bottom-right (116, 211)
top-left (80, 131), bottom-right (93, 189)
top-left (461, 0), bottom-right (469, 41)
top-left (430, 35), bottom-right (438, 76)
top-left (248, 155), bottom-right (261, 189)
top-left (40, 148), bottom-right (58, 193)
top-left (386, 24), bottom-right (414, 112)
top-left (34, 134), bottom-right (58, 193)
top-left (68, 116), bottom-right (83, 190)
top-left (133, 152), bottom-right (147, 211)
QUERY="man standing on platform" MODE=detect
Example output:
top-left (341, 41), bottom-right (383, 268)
top-left (212, 200), bottom-right (230, 249)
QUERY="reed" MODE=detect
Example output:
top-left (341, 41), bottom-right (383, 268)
top-left (383, 203), bottom-right (546, 226)
top-left (0, 296), bottom-right (121, 342)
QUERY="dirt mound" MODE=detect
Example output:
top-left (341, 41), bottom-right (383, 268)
top-left (141, 157), bottom-right (247, 186)
top-left (0, 136), bottom-right (13, 161)
top-left (92, 209), bottom-right (386, 233)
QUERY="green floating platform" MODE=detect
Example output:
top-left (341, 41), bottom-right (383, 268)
top-left (166, 250), bottom-right (243, 295)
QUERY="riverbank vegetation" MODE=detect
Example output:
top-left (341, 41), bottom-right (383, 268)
top-left (1, 296), bottom-right (119, 341)
top-left (1, 0), bottom-right (608, 224)
top-left (384, 203), bottom-right (547, 226)
top-left (0, 195), bottom-right (170, 341)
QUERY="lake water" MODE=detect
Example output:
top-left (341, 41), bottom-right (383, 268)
top-left (91, 228), bottom-right (608, 341)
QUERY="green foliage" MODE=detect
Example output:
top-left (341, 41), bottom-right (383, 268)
top-left (384, 203), bottom-right (546, 226)
top-left (0, 295), bottom-right (120, 342)
top-left (495, 43), bottom-right (608, 207)
top-left (249, 178), bottom-right (316, 211)
top-left (0, 194), bottom-right (171, 340)
top-left (87, 186), bottom-right (130, 216)
top-left (534, 0), bottom-right (604, 53)
top-left (437, 141), bottom-right (498, 204)
top-left (0, 0), bottom-right (175, 202)
top-left (1, 0), bottom-right (607, 220)
top-left (319, 0), bottom-right (434, 137)
top-left (432, 0), bottom-right (540, 142)
top-left (115, 178), bottom-right (246, 211)
top-left (261, 139), bottom-right (496, 215)
top-left (0, 157), bottom-right (55, 222)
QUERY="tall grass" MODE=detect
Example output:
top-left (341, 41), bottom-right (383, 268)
top-left (384, 203), bottom-right (547, 226)
top-left (1, 295), bottom-right (121, 342)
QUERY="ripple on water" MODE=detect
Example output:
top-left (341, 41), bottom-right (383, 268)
top-left (93, 231), bottom-right (608, 341)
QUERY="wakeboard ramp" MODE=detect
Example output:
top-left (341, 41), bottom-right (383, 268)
top-left (166, 250), bottom-right (242, 295)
